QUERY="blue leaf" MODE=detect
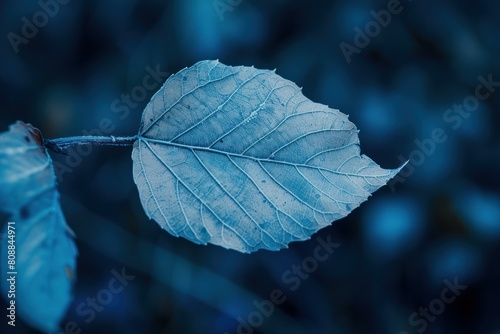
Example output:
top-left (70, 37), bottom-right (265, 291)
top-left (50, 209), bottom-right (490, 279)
top-left (0, 122), bottom-right (53, 212)
top-left (0, 122), bottom-right (77, 332)
top-left (132, 60), bottom-right (403, 253)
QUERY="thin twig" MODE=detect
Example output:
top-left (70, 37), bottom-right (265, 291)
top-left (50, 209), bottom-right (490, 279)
top-left (44, 135), bottom-right (138, 152)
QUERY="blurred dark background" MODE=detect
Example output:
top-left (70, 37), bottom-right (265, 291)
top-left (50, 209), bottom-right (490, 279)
top-left (1, 0), bottom-right (499, 333)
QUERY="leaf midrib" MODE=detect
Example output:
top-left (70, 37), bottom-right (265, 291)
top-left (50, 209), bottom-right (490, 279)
top-left (136, 137), bottom-right (390, 179)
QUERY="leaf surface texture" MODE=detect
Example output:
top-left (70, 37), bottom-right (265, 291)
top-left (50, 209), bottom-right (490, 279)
top-left (132, 60), bottom-right (402, 252)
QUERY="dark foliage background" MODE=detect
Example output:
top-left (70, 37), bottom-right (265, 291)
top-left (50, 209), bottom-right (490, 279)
top-left (1, 0), bottom-right (499, 333)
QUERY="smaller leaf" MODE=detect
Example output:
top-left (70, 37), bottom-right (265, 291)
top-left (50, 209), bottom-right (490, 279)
top-left (0, 122), bottom-right (77, 332)
top-left (0, 122), bottom-right (53, 212)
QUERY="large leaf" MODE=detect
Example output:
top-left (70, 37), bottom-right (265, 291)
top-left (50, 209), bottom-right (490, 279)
top-left (0, 122), bottom-right (77, 332)
top-left (132, 60), bottom-right (403, 253)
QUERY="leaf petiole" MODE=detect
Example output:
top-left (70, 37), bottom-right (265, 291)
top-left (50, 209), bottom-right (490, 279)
top-left (44, 135), bottom-right (138, 152)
